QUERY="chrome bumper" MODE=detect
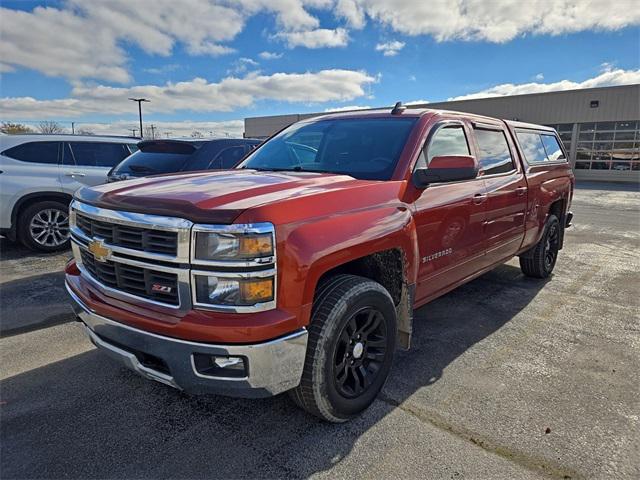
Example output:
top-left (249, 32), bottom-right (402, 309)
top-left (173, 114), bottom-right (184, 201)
top-left (66, 282), bottom-right (308, 398)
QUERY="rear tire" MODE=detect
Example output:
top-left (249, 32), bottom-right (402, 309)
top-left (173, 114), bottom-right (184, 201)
top-left (519, 214), bottom-right (560, 278)
top-left (290, 274), bottom-right (397, 422)
top-left (18, 201), bottom-right (70, 252)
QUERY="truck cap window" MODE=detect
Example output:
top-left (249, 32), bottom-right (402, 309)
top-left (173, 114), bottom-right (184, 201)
top-left (238, 118), bottom-right (418, 181)
top-left (516, 131), bottom-right (566, 163)
top-left (516, 132), bottom-right (548, 163)
top-left (540, 134), bottom-right (566, 162)
top-left (474, 129), bottom-right (515, 175)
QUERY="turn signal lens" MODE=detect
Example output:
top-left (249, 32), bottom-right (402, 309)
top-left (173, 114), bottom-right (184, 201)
top-left (239, 234), bottom-right (273, 257)
top-left (194, 230), bottom-right (274, 261)
top-left (240, 278), bottom-right (274, 303)
top-left (194, 275), bottom-right (274, 307)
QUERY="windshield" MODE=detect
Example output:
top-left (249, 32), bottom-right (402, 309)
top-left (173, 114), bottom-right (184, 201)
top-left (111, 150), bottom-right (192, 176)
top-left (237, 117), bottom-right (417, 180)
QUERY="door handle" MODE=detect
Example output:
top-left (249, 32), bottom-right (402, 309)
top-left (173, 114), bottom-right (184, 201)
top-left (66, 172), bottom-right (86, 177)
top-left (515, 186), bottom-right (527, 196)
top-left (473, 193), bottom-right (488, 205)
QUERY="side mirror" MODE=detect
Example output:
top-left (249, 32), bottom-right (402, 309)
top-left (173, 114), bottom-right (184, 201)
top-left (413, 155), bottom-right (479, 187)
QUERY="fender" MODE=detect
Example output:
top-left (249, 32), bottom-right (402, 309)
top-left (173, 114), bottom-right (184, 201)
top-left (276, 204), bottom-right (418, 330)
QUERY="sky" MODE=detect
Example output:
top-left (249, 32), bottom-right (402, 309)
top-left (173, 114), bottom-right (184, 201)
top-left (1, 0), bottom-right (639, 138)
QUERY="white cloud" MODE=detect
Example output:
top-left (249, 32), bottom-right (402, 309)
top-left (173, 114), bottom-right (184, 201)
top-left (342, 0), bottom-right (640, 42)
top-left (449, 67), bottom-right (640, 100)
top-left (227, 57), bottom-right (260, 75)
top-left (275, 28), bottom-right (350, 48)
top-left (405, 99), bottom-right (429, 105)
top-left (235, 0), bottom-right (324, 31)
top-left (69, 0), bottom-right (244, 55)
top-left (4, 0), bottom-right (639, 86)
top-left (258, 51), bottom-right (284, 60)
top-left (0, 2), bottom-right (244, 84)
top-left (324, 105), bottom-right (372, 112)
top-left (336, 0), bottom-right (366, 29)
top-left (0, 69), bottom-right (376, 119)
top-left (375, 40), bottom-right (405, 56)
top-left (75, 119), bottom-right (246, 138)
top-left (0, 7), bottom-right (131, 83)
top-left (143, 64), bottom-right (181, 75)
top-left (534, 73), bottom-right (545, 81)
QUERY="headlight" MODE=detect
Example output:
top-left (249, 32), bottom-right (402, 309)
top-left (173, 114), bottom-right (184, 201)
top-left (193, 273), bottom-right (275, 308)
top-left (190, 223), bottom-right (277, 312)
top-left (192, 223), bottom-right (274, 263)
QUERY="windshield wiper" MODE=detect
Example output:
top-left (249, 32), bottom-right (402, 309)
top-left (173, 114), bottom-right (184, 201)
top-left (128, 165), bottom-right (157, 173)
top-left (246, 166), bottom-right (305, 172)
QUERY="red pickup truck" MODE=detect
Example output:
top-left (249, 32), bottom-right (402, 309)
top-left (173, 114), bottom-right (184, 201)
top-left (65, 104), bottom-right (574, 422)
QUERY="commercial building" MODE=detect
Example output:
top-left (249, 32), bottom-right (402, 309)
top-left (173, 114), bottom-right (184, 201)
top-left (245, 84), bottom-right (640, 183)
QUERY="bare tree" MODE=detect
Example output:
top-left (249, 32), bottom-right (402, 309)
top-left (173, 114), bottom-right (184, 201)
top-left (143, 126), bottom-right (156, 139)
top-left (191, 130), bottom-right (204, 138)
top-left (0, 122), bottom-right (33, 134)
top-left (37, 121), bottom-right (66, 134)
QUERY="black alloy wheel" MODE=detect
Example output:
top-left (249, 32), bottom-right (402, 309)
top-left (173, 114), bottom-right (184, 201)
top-left (544, 222), bottom-right (560, 271)
top-left (333, 307), bottom-right (388, 398)
top-left (519, 213), bottom-right (561, 278)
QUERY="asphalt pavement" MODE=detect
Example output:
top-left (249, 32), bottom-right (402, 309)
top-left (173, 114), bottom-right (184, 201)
top-left (1, 182), bottom-right (639, 479)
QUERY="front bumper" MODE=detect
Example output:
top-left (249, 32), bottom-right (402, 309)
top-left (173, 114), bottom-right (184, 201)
top-left (66, 282), bottom-right (308, 398)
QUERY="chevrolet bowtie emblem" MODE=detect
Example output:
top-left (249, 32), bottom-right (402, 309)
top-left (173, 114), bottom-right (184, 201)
top-left (87, 239), bottom-right (111, 262)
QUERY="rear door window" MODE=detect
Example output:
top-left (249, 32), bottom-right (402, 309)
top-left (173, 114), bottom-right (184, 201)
top-left (67, 142), bottom-right (130, 167)
top-left (474, 129), bottom-right (515, 175)
top-left (2, 141), bottom-right (59, 164)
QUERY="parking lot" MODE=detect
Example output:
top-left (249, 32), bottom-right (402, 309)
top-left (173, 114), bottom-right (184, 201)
top-left (1, 182), bottom-right (638, 479)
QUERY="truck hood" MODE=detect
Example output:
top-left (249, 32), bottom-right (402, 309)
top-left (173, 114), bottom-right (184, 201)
top-left (76, 169), bottom-right (385, 224)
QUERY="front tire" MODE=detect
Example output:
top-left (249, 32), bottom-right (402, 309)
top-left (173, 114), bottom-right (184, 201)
top-left (519, 214), bottom-right (561, 278)
top-left (290, 274), bottom-right (397, 422)
top-left (18, 201), bottom-right (70, 252)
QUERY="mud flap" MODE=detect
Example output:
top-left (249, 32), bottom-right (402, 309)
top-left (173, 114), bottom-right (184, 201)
top-left (396, 283), bottom-right (415, 350)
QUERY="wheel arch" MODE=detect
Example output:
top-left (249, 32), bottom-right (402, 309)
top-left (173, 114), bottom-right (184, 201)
top-left (311, 247), bottom-right (415, 350)
top-left (547, 198), bottom-right (567, 250)
top-left (9, 191), bottom-right (73, 240)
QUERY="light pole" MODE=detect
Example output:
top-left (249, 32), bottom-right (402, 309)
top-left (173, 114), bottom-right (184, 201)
top-left (128, 98), bottom-right (150, 137)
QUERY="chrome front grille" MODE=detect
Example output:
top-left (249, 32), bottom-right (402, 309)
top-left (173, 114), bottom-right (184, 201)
top-left (75, 213), bottom-right (178, 255)
top-left (70, 200), bottom-right (193, 312)
top-left (79, 249), bottom-right (179, 305)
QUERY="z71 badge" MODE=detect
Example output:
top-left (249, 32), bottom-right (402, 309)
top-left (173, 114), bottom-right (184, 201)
top-left (151, 284), bottom-right (173, 294)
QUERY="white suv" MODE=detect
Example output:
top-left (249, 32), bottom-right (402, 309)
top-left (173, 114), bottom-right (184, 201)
top-left (0, 134), bottom-right (138, 251)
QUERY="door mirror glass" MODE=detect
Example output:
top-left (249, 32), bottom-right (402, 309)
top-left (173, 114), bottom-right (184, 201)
top-left (413, 155), bottom-right (478, 187)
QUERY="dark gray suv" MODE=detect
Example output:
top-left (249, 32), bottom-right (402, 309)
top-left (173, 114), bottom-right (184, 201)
top-left (108, 138), bottom-right (261, 182)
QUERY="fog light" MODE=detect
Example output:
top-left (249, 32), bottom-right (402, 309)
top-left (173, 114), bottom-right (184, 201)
top-left (192, 353), bottom-right (247, 379)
